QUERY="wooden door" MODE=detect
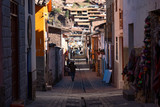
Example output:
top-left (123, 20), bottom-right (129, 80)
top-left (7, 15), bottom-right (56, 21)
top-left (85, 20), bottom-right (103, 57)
top-left (11, 1), bottom-right (19, 100)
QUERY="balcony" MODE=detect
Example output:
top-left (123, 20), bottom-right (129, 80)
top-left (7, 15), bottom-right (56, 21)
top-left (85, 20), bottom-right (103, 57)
top-left (71, 11), bottom-right (77, 15)
top-left (74, 15), bottom-right (88, 18)
top-left (82, 12), bottom-right (88, 14)
top-left (35, 0), bottom-right (50, 5)
top-left (74, 18), bottom-right (89, 22)
top-left (78, 22), bottom-right (90, 25)
top-left (119, 19), bottom-right (123, 29)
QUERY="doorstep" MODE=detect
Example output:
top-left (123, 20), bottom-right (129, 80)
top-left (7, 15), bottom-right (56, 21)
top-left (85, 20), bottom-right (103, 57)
top-left (10, 100), bottom-right (24, 107)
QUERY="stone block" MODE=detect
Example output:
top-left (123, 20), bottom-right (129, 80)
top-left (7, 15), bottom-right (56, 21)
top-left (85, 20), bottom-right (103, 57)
top-left (32, 80), bottom-right (37, 100)
top-left (18, 5), bottom-right (25, 14)
top-left (2, 5), bottom-right (10, 17)
top-left (2, 15), bottom-right (11, 27)
top-left (3, 48), bottom-right (11, 58)
top-left (5, 96), bottom-right (12, 107)
top-left (2, 38), bottom-right (11, 48)
top-left (2, 58), bottom-right (9, 69)
top-left (19, 69), bottom-right (26, 79)
top-left (2, 27), bottom-right (11, 38)
top-left (19, 22), bottom-right (25, 30)
top-left (19, 30), bottom-right (25, 39)
top-left (20, 89), bottom-right (26, 100)
top-left (19, 55), bottom-right (26, 65)
top-left (18, 49), bottom-right (25, 58)
top-left (2, 0), bottom-right (10, 7)
top-left (5, 87), bottom-right (12, 100)
top-left (19, 14), bottom-right (25, 23)
top-left (19, 39), bottom-right (25, 46)
top-left (36, 56), bottom-right (45, 70)
top-left (3, 68), bottom-right (9, 79)
top-left (8, 57), bottom-right (12, 67)
top-left (4, 76), bottom-right (11, 86)
top-left (3, 65), bottom-right (12, 80)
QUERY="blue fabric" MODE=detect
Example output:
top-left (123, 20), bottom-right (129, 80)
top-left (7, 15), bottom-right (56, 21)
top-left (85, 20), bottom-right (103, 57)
top-left (106, 69), bottom-right (112, 83)
top-left (103, 70), bottom-right (108, 81)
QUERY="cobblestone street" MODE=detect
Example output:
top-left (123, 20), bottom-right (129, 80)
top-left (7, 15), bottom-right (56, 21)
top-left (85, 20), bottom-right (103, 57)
top-left (26, 59), bottom-right (142, 107)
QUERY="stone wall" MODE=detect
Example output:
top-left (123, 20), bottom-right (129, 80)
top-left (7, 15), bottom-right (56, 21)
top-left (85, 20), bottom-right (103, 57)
top-left (1, 0), bottom-right (26, 106)
top-left (58, 49), bottom-right (63, 80)
top-left (25, 0), bottom-right (37, 100)
top-left (18, 0), bottom-right (27, 101)
top-left (2, 0), bottom-right (13, 106)
top-left (48, 27), bottom-right (61, 47)
top-left (48, 46), bottom-right (56, 85)
top-left (36, 56), bottom-right (45, 90)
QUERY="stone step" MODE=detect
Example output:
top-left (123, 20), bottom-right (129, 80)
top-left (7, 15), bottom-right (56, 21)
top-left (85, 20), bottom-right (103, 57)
top-left (10, 100), bottom-right (24, 107)
top-left (123, 90), bottom-right (135, 101)
top-left (46, 85), bottom-right (52, 91)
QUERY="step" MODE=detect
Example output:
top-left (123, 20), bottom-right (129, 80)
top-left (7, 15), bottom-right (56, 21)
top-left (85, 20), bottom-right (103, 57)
top-left (10, 100), bottom-right (24, 107)
top-left (46, 85), bottom-right (52, 91)
top-left (123, 90), bottom-right (135, 101)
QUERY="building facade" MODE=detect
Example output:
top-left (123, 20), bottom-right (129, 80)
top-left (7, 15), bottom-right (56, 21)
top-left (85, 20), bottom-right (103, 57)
top-left (105, 0), bottom-right (114, 84)
top-left (35, 0), bottom-right (50, 90)
top-left (0, 0), bottom-right (27, 106)
top-left (48, 26), bottom-right (66, 84)
top-left (25, 0), bottom-right (36, 100)
top-left (113, 0), bottom-right (123, 89)
top-left (123, 0), bottom-right (160, 105)
top-left (123, 0), bottom-right (160, 65)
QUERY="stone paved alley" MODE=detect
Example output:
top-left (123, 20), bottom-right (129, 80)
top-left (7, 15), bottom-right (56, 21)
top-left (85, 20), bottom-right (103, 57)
top-left (26, 59), bottom-right (143, 107)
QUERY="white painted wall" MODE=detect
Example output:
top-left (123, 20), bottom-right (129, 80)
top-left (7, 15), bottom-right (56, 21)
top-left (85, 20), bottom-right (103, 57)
top-left (62, 37), bottom-right (68, 54)
top-left (25, 0), bottom-right (36, 80)
top-left (66, 3), bottom-right (73, 7)
top-left (114, 0), bottom-right (123, 61)
top-left (123, 0), bottom-right (160, 48)
top-left (113, 0), bottom-right (123, 89)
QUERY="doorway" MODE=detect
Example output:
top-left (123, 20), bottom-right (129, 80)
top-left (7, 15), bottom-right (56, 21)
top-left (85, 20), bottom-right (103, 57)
top-left (11, 0), bottom-right (19, 100)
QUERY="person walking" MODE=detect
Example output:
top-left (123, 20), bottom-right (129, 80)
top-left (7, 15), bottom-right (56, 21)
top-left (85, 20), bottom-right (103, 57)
top-left (69, 61), bottom-right (77, 81)
top-left (86, 57), bottom-right (88, 64)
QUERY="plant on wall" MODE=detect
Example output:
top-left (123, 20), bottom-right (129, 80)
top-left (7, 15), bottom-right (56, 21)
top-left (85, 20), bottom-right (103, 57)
top-left (65, 10), bottom-right (69, 18)
top-left (52, 8), bottom-right (61, 15)
top-left (85, 0), bottom-right (90, 3)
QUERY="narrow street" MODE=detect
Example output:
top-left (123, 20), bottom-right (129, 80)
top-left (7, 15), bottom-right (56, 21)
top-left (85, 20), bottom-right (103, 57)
top-left (27, 59), bottom-right (142, 107)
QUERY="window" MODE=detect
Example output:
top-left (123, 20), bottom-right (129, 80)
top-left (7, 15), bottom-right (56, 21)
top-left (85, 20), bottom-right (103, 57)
top-left (119, 10), bottom-right (123, 29)
top-left (115, 0), bottom-right (117, 12)
top-left (28, 0), bottom-right (33, 14)
top-left (116, 37), bottom-right (118, 60)
top-left (128, 23), bottom-right (134, 54)
top-left (10, 0), bottom-right (19, 100)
